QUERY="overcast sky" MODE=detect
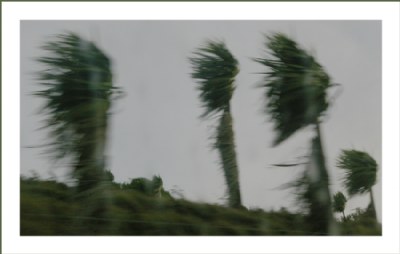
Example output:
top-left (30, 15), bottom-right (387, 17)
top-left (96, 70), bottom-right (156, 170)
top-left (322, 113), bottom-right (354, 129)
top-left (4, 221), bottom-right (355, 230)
top-left (20, 20), bottom-right (381, 220)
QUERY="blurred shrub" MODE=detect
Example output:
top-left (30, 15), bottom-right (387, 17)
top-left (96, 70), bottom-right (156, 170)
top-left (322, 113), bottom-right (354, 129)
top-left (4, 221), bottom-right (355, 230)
top-left (339, 208), bottom-right (381, 235)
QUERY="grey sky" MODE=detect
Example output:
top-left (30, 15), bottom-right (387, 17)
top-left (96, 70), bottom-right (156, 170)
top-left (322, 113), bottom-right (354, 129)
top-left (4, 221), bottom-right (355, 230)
top-left (20, 20), bottom-right (382, 220)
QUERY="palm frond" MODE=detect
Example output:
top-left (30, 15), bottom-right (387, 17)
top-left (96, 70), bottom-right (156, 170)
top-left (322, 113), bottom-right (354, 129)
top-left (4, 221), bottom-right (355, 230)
top-left (36, 32), bottom-right (118, 162)
top-left (190, 40), bottom-right (239, 118)
top-left (255, 33), bottom-right (332, 145)
top-left (337, 149), bottom-right (378, 196)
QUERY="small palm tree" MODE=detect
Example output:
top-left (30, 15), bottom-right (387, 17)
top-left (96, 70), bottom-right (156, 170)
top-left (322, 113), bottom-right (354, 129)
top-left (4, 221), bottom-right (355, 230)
top-left (36, 32), bottom-right (121, 192)
top-left (337, 149), bottom-right (378, 220)
top-left (190, 40), bottom-right (242, 208)
top-left (333, 191), bottom-right (347, 221)
top-left (254, 33), bottom-right (336, 234)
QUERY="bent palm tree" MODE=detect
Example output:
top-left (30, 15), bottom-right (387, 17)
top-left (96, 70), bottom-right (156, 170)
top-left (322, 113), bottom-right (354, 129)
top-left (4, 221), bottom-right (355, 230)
top-left (190, 40), bottom-right (242, 208)
top-left (337, 149), bottom-right (378, 220)
top-left (254, 33), bottom-right (336, 234)
top-left (36, 33), bottom-right (120, 192)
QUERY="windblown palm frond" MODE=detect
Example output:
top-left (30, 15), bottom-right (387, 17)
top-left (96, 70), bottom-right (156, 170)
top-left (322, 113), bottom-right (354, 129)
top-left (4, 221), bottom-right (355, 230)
top-left (36, 32), bottom-right (121, 191)
top-left (190, 40), bottom-right (239, 118)
top-left (254, 33), bottom-right (332, 145)
top-left (337, 149), bottom-right (378, 196)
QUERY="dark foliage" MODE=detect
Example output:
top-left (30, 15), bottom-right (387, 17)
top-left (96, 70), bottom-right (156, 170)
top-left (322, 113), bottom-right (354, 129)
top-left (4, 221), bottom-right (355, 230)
top-left (337, 149), bottom-right (378, 195)
top-left (254, 33), bottom-right (332, 145)
top-left (36, 32), bottom-right (122, 192)
top-left (333, 192), bottom-right (347, 214)
top-left (190, 40), bottom-right (238, 118)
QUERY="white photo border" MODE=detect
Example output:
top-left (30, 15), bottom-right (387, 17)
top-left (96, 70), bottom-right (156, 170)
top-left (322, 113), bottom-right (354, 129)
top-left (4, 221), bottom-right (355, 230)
top-left (2, 2), bottom-right (399, 254)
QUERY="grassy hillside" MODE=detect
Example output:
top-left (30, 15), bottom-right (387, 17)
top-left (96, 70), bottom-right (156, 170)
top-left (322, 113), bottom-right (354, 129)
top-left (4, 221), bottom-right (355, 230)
top-left (20, 178), bottom-right (381, 236)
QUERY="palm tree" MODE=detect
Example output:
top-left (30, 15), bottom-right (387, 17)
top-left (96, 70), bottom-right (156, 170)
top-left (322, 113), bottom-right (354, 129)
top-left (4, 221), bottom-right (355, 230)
top-left (190, 40), bottom-right (242, 208)
top-left (36, 32), bottom-right (121, 193)
top-left (337, 149), bottom-right (378, 220)
top-left (333, 191), bottom-right (347, 220)
top-left (254, 33), bottom-right (336, 234)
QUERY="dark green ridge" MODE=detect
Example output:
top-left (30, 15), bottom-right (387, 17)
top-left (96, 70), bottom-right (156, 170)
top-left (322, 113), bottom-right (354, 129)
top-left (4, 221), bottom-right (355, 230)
top-left (20, 177), bottom-right (381, 235)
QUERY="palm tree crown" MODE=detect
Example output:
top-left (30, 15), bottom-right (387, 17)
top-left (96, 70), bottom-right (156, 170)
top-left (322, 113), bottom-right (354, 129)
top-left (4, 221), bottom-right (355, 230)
top-left (36, 32), bottom-right (120, 190)
top-left (337, 149), bottom-right (378, 196)
top-left (333, 191), bottom-right (347, 214)
top-left (190, 41), bottom-right (239, 118)
top-left (254, 33), bottom-right (332, 145)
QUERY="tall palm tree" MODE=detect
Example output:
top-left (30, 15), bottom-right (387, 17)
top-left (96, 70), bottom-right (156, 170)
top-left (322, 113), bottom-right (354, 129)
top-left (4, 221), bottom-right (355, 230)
top-left (337, 149), bottom-right (378, 220)
top-left (190, 40), bottom-right (242, 208)
top-left (254, 33), bottom-right (336, 234)
top-left (36, 32), bottom-right (121, 193)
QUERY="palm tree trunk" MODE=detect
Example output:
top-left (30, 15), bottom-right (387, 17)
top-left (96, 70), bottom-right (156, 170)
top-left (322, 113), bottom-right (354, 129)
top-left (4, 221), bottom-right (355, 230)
top-left (342, 211), bottom-right (346, 221)
top-left (216, 108), bottom-right (242, 208)
top-left (368, 188), bottom-right (377, 221)
top-left (76, 140), bottom-right (100, 192)
top-left (75, 98), bottom-right (111, 233)
top-left (75, 115), bottom-right (107, 192)
top-left (90, 98), bottom-right (111, 227)
top-left (306, 122), bottom-right (334, 234)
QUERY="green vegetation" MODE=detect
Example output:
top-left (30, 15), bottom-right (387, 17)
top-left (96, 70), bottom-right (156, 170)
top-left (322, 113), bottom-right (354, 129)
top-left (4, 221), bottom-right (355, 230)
top-left (35, 33), bottom-right (123, 231)
top-left (190, 41), bottom-right (242, 208)
top-left (254, 33), bottom-right (336, 234)
top-left (20, 177), bottom-right (380, 236)
top-left (36, 33), bottom-right (121, 192)
top-left (333, 191), bottom-right (347, 221)
top-left (337, 149), bottom-right (379, 221)
top-left (119, 175), bottom-right (172, 199)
